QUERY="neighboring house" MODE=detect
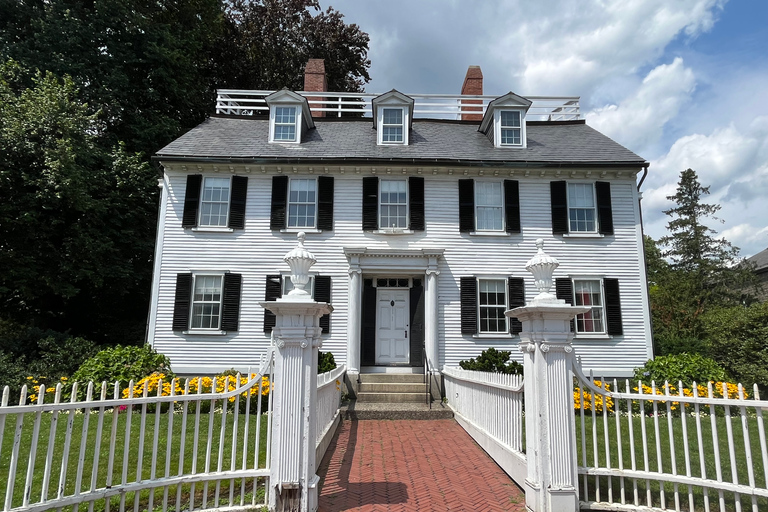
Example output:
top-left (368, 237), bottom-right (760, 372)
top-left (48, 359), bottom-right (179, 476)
top-left (746, 247), bottom-right (768, 301)
top-left (147, 61), bottom-right (653, 379)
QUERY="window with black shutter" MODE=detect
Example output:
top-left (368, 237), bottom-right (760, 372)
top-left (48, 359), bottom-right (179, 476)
top-left (604, 278), bottom-right (623, 335)
top-left (317, 176), bottom-right (334, 231)
top-left (555, 277), bottom-right (575, 332)
top-left (362, 177), bottom-right (379, 231)
top-left (182, 175), bottom-right (202, 228)
top-left (270, 176), bottom-right (288, 230)
top-left (550, 181), bottom-right (568, 235)
top-left (220, 273), bottom-right (242, 331)
top-left (263, 275), bottom-right (282, 332)
top-left (172, 273), bottom-right (193, 330)
top-left (458, 179), bottom-right (475, 233)
top-left (504, 180), bottom-right (521, 234)
top-left (460, 276), bottom-right (478, 334)
top-left (408, 177), bottom-right (425, 231)
top-left (314, 275), bottom-right (332, 333)
top-left (507, 277), bottom-right (525, 334)
top-left (595, 181), bottom-right (614, 235)
top-left (228, 176), bottom-right (248, 229)
top-left (172, 272), bottom-right (242, 332)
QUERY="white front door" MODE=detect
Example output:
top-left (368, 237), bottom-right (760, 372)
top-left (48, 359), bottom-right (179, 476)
top-left (376, 288), bottom-right (410, 364)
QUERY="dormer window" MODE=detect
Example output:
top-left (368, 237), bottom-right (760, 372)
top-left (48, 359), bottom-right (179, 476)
top-left (479, 92), bottom-right (532, 148)
top-left (381, 108), bottom-right (404, 143)
top-left (372, 90), bottom-right (414, 146)
top-left (265, 90), bottom-right (314, 144)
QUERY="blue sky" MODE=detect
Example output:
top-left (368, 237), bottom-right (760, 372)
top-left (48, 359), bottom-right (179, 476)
top-left (328, 0), bottom-right (768, 257)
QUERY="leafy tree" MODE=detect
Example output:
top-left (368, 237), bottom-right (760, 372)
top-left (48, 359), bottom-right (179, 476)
top-left (0, 61), bottom-right (157, 341)
top-left (632, 353), bottom-right (729, 387)
top-left (459, 348), bottom-right (523, 374)
top-left (215, 0), bottom-right (370, 92)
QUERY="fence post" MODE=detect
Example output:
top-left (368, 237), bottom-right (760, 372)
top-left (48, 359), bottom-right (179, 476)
top-left (507, 239), bottom-right (589, 512)
top-left (261, 233), bottom-right (332, 512)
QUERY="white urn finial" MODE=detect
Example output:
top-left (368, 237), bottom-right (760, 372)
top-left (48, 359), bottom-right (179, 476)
top-left (283, 232), bottom-right (316, 300)
top-left (525, 239), bottom-right (562, 305)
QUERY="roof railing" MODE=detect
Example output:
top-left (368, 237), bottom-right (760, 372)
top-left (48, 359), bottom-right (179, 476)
top-left (215, 90), bottom-right (581, 121)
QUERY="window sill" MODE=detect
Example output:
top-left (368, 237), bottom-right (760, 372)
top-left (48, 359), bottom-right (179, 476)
top-left (472, 333), bottom-right (517, 339)
top-left (574, 333), bottom-right (611, 340)
top-left (190, 227), bottom-right (234, 233)
top-left (469, 231), bottom-right (511, 237)
top-left (183, 330), bottom-right (227, 336)
top-left (373, 229), bottom-right (414, 235)
top-left (280, 228), bottom-right (322, 234)
top-left (562, 233), bottom-right (604, 239)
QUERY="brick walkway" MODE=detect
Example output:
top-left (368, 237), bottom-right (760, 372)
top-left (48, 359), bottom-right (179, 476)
top-left (317, 419), bottom-right (526, 511)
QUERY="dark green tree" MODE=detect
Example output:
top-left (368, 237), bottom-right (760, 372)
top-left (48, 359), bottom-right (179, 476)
top-left (0, 61), bottom-right (157, 342)
top-left (215, 0), bottom-right (371, 92)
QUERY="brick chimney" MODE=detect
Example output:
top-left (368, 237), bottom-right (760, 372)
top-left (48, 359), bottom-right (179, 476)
top-left (304, 59), bottom-right (327, 118)
top-left (460, 65), bottom-right (483, 121)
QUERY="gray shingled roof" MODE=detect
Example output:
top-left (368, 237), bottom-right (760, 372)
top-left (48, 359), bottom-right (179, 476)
top-left (747, 247), bottom-right (768, 271)
top-left (156, 116), bottom-right (646, 166)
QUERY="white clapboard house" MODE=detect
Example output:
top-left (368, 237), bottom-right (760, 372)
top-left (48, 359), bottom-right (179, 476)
top-left (147, 62), bottom-right (652, 382)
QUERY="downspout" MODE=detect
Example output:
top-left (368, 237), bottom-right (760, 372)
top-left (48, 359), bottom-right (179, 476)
top-left (636, 163), bottom-right (655, 358)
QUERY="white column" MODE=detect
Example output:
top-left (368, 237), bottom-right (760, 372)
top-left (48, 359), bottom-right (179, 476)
top-left (346, 267), bottom-right (362, 373)
top-left (424, 269), bottom-right (439, 374)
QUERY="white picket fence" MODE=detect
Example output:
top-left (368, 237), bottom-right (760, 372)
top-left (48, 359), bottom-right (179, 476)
top-left (442, 367), bottom-right (526, 484)
top-left (0, 354), bottom-right (346, 512)
top-left (573, 363), bottom-right (768, 512)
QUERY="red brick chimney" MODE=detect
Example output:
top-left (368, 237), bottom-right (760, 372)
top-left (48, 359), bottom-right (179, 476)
top-left (460, 65), bottom-right (483, 121)
top-left (304, 59), bottom-right (327, 118)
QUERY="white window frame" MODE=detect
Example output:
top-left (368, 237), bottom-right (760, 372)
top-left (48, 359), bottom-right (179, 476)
top-left (567, 182), bottom-right (598, 233)
top-left (378, 178), bottom-right (409, 230)
top-left (377, 107), bottom-right (408, 145)
top-left (198, 176), bottom-right (231, 228)
top-left (269, 105), bottom-right (301, 143)
top-left (474, 181), bottom-right (505, 232)
top-left (286, 177), bottom-right (318, 229)
top-left (189, 273), bottom-right (225, 332)
top-left (572, 278), bottom-right (606, 334)
top-left (494, 109), bottom-right (526, 148)
top-left (477, 277), bottom-right (508, 334)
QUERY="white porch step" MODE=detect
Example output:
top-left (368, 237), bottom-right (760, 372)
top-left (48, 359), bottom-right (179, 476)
top-left (358, 382), bottom-right (426, 393)
top-left (356, 392), bottom-right (428, 403)
top-left (358, 373), bottom-right (425, 384)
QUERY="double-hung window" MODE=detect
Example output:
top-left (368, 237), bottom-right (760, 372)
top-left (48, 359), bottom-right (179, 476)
top-left (379, 179), bottom-right (408, 229)
top-left (475, 182), bottom-right (504, 231)
top-left (273, 106), bottom-right (297, 142)
top-left (568, 183), bottom-right (597, 232)
top-left (190, 275), bottom-right (223, 330)
top-left (381, 108), bottom-right (404, 143)
top-left (287, 178), bottom-right (317, 228)
top-left (499, 110), bottom-right (522, 146)
top-left (199, 177), bottom-right (231, 227)
top-left (478, 279), bottom-right (508, 333)
top-left (573, 279), bottom-right (605, 333)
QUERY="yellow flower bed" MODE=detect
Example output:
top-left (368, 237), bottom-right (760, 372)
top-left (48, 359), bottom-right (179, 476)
top-left (122, 372), bottom-right (271, 402)
top-left (574, 380), bottom-right (614, 413)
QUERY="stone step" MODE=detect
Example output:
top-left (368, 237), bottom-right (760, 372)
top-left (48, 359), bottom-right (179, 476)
top-left (357, 373), bottom-right (425, 384)
top-left (356, 392), bottom-right (427, 403)
top-left (358, 382), bottom-right (427, 393)
top-left (341, 400), bottom-right (454, 420)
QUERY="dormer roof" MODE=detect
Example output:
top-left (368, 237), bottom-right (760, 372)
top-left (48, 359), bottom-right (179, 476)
top-left (265, 89), bottom-right (315, 131)
top-left (478, 92), bottom-right (532, 134)
top-left (371, 90), bottom-right (415, 129)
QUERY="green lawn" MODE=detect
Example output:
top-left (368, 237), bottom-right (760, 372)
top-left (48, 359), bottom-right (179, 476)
top-left (576, 409), bottom-right (768, 511)
top-left (0, 404), bottom-right (269, 512)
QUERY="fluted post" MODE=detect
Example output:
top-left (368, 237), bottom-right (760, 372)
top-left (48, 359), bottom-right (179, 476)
top-left (261, 233), bottom-right (333, 512)
top-left (506, 239), bottom-right (589, 512)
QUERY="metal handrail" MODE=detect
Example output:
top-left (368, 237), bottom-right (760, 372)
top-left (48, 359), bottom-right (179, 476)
top-left (422, 343), bottom-right (431, 409)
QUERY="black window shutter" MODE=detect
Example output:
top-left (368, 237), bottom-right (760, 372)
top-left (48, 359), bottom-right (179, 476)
top-left (458, 179), bottom-right (475, 233)
top-left (270, 176), bottom-right (288, 230)
top-left (263, 275), bottom-right (282, 333)
top-left (504, 180), bottom-right (521, 234)
top-left (361, 279), bottom-right (377, 366)
top-left (314, 275), bottom-right (331, 333)
top-left (508, 277), bottom-right (525, 334)
top-left (555, 278), bottom-right (575, 332)
top-left (595, 181), bottom-right (614, 235)
top-left (550, 181), bottom-right (568, 235)
top-left (317, 176), bottom-right (334, 231)
top-left (182, 175), bottom-right (202, 228)
top-left (228, 176), bottom-right (248, 229)
top-left (172, 273), bottom-right (193, 330)
top-left (604, 278), bottom-right (623, 335)
top-left (408, 177), bottom-right (425, 231)
top-left (460, 276), bottom-right (478, 334)
top-left (221, 273), bottom-right (242, 331)
top-left (362, 177), bottom-right (379, 231)
top-left (409, 279), bottom-right (425, 367)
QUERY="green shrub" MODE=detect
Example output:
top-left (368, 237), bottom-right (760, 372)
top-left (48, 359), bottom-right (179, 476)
top-left (633, 353), bottom-right (729, 387)
top-left (318, 351), bottom-right (337, 374)
top-left (459, 348), bottom-right (523, 374)
top-left (70, 344), bottom-right (172, 392)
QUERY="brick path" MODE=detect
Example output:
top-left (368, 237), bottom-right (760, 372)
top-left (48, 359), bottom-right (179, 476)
top-left (317, 419), bottom-right (526, 511)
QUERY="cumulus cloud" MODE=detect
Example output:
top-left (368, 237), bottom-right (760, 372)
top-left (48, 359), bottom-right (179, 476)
top-left (586, 58), bottom-right (695, 153)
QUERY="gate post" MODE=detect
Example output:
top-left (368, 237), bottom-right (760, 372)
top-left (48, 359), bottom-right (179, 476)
top-left (261, 233), bottom-right (332, 512)
top-left (506, 239), bottom-right (589, 512)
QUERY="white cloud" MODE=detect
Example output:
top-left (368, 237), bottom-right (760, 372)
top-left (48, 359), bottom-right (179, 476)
top-left (720, 225), bottom-right (768, 258)
top-left (586, 58), bottom-right (695, 153)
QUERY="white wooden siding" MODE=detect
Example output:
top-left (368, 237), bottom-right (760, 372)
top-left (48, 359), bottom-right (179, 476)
top-left (150, 168), bottom-right (651, 376)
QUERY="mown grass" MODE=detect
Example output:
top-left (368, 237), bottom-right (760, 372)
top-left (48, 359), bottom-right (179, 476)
top-left (576, 408), bottom-right (768, 511)
top-left (0, 403), bottom-right (269, 512)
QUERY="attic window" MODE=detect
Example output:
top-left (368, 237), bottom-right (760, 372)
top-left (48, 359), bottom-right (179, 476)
top-left (265, 89), bottom-right (314, 144)
top-left (499, 111), bottom-right (522, 145)
top-left (273, 107), bottom-right (297, 142)
top-left (381, 108), bottom-right (404, 143)
top-left (480, 92), bottom-right (532, 149)
top-left (372, 90), bottom-right (414, 146)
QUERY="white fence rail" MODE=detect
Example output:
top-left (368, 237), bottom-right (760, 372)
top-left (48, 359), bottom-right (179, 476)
top-left (315, 365), bottom-right (345, 463)
top-left (573, 362), bottom-right (768, 512)
top-left (0, 352), bottom-right (275, 512)
top-left (216, 90), bottom-right (581, 121)
top-left (443, 367), bottom-right (526, 483)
